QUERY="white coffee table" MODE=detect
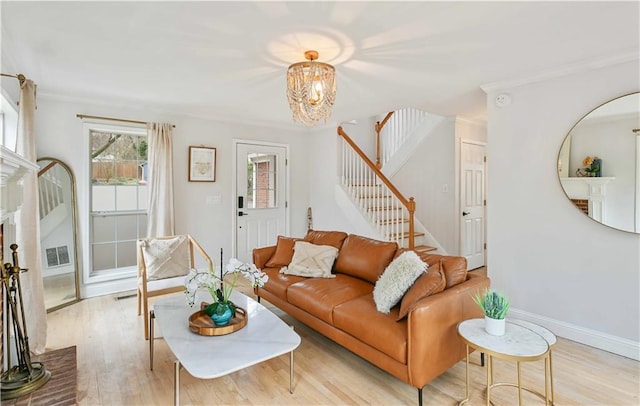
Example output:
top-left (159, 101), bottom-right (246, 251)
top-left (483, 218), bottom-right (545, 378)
top-left (150, 290), bottom-right (301, 405)
top-left (457, 318), bottom-right (556, 405)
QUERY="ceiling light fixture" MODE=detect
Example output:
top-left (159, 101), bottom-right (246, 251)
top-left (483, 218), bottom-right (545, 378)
top-left (287, 50), bottom-right (336, 126)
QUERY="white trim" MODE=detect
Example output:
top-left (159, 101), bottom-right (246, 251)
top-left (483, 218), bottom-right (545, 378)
top-left (231, 139), bottom-right (290, 259)
top-left (481, 50), bottom-right (639, 93)
top-left (636, 134), bottom-right (640, 233)
top-left (81, 275), bottom-right (137, 298)
top-left (509, 308), bottom-right (640, 361)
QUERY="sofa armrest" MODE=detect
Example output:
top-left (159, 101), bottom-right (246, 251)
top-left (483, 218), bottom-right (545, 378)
top-left (406, 273), bottom-right (490, 388)
top-left (252, 245), bottom-right (277, 269)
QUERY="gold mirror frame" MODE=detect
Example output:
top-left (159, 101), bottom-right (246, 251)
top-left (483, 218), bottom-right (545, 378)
top-left (37, 157), bottom-right (81, 311)
top-left (557, 92), bottom-right (640, 234)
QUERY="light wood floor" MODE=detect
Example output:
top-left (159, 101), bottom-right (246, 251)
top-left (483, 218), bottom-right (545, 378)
top-left (45, 281), bottom-right (639, 405)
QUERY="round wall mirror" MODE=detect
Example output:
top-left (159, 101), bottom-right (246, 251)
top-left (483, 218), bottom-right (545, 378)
top-left (37, 157), bottom-right (81, 311)
top-left (557, 92), bottom-right (640, 234)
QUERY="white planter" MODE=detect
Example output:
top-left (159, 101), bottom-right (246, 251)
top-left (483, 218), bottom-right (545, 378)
top-left (485, 316), bottom-right (505, 336)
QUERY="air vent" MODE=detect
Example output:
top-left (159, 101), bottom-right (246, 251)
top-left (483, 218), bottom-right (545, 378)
top-left (46, 246), bottom-right (70, 267)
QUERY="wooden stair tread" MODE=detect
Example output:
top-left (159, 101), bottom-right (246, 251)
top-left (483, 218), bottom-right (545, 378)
top-left (387, 231), bottom-right (425, 239)
top-left (378, 218), bottom-right (408, 225)
top-left (413, 245), bottom-right (437, 253)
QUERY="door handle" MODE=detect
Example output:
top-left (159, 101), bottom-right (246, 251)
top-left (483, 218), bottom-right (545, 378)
top-left (238, 211), bottom-right (248, 216)
top-left (462, 211), bottom-right (470, 216)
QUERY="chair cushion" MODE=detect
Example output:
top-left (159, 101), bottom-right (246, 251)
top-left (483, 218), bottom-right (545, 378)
top-left (397, 264), bottom-right (446, 320)
top-left (373, 250), bottom-right (426, 314)
top-left (334, 295), bottom-right (407, 364)
top-left (334, 234), bottom-right (398, 283)
top-left (280, 241), bottom-right (338, 278)
top-left (287, 274), bottom-right (373, 324)
top-left (260, 267), bottom-right (307, 301)
top-left (140, 235), bottom-right (189, 280)
top-left (265, 236), bottom-right (299, 268)
top-left (303, 229), bottom-right (348, 249)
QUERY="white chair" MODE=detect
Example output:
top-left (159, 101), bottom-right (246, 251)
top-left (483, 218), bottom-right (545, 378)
top-left (137, 234), bottom-right (212, 339)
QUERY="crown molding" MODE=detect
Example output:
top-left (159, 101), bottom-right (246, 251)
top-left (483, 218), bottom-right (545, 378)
top-left (454, 115), bottom-right (486, 127)
top-left (481, 50), bottom-right (640, 94)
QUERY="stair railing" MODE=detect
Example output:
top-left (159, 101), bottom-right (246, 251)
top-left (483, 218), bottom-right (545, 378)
top-left (338, 126), bottom-right (415, 250)
top-left (38, 161), bottom-right (65, 220)
top-left (378, 108), bottom-right (429, 168)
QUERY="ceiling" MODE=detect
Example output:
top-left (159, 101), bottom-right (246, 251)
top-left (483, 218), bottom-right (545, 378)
top-left (2, 1), bottom-right (638, 130)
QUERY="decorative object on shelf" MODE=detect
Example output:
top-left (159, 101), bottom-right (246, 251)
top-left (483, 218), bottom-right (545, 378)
top-left (188, 146), bottom-right (216, 182)
top-left (184, 251), bottom-right (268, 327)
top-left (1, 244), bottom-right (51, 400)
top-left (287, 50), bottom-right (336, 126)
top-left (576, 155), bottom-right (601, 177)
top-left (473, 288), bottom-right (510, 336)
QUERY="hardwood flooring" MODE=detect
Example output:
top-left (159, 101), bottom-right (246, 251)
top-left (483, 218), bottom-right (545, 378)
top-left (45, 280), bottom-right (639, 405)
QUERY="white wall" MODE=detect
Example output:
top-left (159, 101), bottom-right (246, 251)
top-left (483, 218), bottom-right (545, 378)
top-left (486, 60), bottom-right (640, 359)
top-left (33, 96), bottom-right (311, 296)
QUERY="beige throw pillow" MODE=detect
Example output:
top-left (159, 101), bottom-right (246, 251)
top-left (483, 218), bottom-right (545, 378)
top-left (141, 235), bottom-right (189, 281)
top-left (373, 250), bottom-right (427, 314)
top-left (280, 241), bottom-right (338, 278)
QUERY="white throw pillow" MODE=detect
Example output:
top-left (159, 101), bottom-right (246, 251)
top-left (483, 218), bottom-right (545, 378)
top-left (141, 235), bottom-right (189, 281)
top-left (280, 241), bottom-right (338, 278)
top-left (373, 250), bottom-right (427, 314)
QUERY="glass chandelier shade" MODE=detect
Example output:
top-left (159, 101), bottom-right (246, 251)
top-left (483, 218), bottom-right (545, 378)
top-left (287, 50), bottom-right (336, 126)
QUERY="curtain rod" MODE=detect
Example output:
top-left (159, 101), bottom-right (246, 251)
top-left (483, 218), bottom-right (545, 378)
top-left (1, 73), bottom-right (26, 86)
top-left (633, 128), bottom-right (639, 133)
top-left (76, 114), bottom-right (175, 128)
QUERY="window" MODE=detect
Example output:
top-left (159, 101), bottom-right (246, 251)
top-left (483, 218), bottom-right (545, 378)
top-left (247, 153), bottom-right (277, 209)
top-left (0, 94), bottom-right (18, 150)
top-left (89, 127), bottom-right (148, 276)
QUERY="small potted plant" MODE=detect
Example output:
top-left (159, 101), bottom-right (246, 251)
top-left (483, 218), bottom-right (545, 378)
top-left (185, 258), bottom-right (268, 326)
top-left (473, 288), bottom-right (510, 336)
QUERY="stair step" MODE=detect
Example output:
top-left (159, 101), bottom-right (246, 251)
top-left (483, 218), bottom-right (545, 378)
top-left (368, 206), bottom-right (403, 212)
top-left (388, 231), bottom-right (425, 239)
top-left (413, 245), bottom-right (437, 254)
top-left (378, 218), bottom-right (408, 225)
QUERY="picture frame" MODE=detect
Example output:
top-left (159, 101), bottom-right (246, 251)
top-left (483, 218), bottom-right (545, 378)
top-left (188, 146), bottom-right (216, 182)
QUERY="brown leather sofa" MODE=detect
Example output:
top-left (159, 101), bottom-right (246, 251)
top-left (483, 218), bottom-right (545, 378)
top-left (253, 230), bottom-right (489, 404)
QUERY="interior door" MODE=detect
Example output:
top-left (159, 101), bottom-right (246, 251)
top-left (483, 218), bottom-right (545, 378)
top-left (460, 141), bottom-right (486, 270)
top-left (235, 142), bottom-right (287, 262)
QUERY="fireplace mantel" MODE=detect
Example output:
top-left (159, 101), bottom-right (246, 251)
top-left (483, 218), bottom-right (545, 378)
top-left (560, 177), bottom-right (615, 222)
top-left (1, 145), bottom-right (38, 223)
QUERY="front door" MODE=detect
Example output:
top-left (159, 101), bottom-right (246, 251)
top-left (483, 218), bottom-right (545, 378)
top-left (234, 142), bottom-right (288, 262)
top-left (460, 140), bottom-right (486, 270)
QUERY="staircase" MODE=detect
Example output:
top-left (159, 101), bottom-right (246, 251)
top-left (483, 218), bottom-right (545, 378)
top-left (38, 161), bottom-right (68, 239)
top-left (338, 120), bottom-right (443, 254)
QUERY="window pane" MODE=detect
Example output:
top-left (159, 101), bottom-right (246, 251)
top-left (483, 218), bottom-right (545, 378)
top-left (93, 216), bottom-right (115, 243)
top-left (116, 214), bottom-right (138, 241)
top-left (92, 185), bottom-right (116, 211)
top-left (138, 214), bottom-right (148, 237)
top-left (117, 241), bottom-right (137, 268)
top-left (116, 185), bottom-right (138, 211)
top-left (92, 243), bottom-right (115, 271)
top-left (138, 184), bottom-right (148, 210)
top-left (247, 153), bottom-right (277, 209)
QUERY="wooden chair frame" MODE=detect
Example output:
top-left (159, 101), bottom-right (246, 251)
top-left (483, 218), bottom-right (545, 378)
top-left (137, 234), bottom-right (213, 339)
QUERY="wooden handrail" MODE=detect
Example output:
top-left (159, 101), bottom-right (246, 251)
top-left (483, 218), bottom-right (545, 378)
top-left (374, 112), bottom-right (394, 169)
top-left (338, 126), bottom-right (415, 249)
top-left (37, 161), bottom-right (57, 177)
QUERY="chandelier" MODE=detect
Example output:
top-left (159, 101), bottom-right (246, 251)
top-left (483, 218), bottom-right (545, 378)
top-left (287, 50), bottom-right (336, 126)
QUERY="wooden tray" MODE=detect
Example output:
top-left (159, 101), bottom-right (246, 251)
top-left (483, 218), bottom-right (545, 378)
top-left (189, 305), bottom-right (247, 336)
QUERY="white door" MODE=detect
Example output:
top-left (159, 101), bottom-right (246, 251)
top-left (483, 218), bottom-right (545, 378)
top-left (460, 141), bottom-right (486, 270)
top-left (235, 142), bottom-right (288, 262)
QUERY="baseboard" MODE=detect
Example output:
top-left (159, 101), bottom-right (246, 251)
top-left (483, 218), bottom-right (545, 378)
top-left (509, 308), bottom-right (639, 361)
top-left (81, 276), bottom-right (136, 299)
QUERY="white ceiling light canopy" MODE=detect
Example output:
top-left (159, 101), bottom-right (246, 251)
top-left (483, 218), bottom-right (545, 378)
top-left (287, 50), bottom-right (337, 126)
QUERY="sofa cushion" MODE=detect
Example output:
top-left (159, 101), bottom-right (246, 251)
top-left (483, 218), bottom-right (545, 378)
top-left (260, 267), bottom-right (307, 301)
top-left (280, 241), bottom-right (338, 278)
top-left (334, 295), bottom-right (407, 364)
top-left (416, 252), bottom-right (468, 288)
top-left (265, 236), bottom-right (299, 268)
top-left (334, 234), bottom-right (398, 283)
top-left (397, 264), bottom-right (446, 320)
top-left (304, 229), bottom-right (348, 249)
top-left (287, 274), bottom-right (373, 324)
top-left (373, 250), bottom-right (427, 314)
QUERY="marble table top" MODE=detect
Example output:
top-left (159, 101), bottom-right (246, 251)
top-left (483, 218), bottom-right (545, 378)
top-left (153, 290), bottom-right (301, 379)
top-left (458, 318), bottom-right (550, 361)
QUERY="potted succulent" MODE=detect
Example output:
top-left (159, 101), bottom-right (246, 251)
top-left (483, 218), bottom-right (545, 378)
top-left (473, 288), bottom-right (510, 336)
top-left (185, 258), bottom-right (268, 326)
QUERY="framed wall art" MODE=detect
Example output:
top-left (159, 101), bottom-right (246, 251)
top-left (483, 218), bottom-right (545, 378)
top-left (188, 146), bottom-right (216, 182)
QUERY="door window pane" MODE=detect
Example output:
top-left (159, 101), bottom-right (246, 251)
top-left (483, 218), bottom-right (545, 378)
top-left (247, 153), bottom-right (277, 209)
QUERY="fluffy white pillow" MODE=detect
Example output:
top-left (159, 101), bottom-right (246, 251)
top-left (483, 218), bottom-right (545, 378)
top-left (141, 235), bottom-right (189, 281)
top-left (373, 250), bottom-right (427, 313)
top-left (280, 241), bottom-right (338, 278)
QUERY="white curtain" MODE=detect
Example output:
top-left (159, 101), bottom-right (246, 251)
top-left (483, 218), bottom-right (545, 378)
top-left (146, 122), bottom-right (175, 237)
top-left (15, 79), bottom-right (47, 354)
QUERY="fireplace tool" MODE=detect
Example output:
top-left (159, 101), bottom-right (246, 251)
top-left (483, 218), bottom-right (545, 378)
top-left (1, 243), bottom-right (50, 400)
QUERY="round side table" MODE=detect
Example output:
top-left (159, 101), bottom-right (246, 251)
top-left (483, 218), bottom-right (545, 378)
top-left (457, 318), bottom-right (556, 405)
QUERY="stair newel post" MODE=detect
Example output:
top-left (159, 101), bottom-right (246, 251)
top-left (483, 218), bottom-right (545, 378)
top-left (408, 197), bottom-right (416, 250)
top-left (375, 121), bottom-right (382, 169)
